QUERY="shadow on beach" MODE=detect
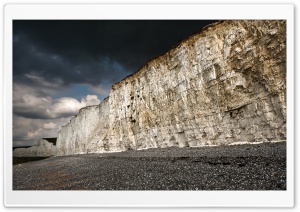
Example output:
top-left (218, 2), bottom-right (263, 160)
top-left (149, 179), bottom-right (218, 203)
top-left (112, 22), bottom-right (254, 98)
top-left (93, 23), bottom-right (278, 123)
top-left (13, 157), bottom-right (50, 165)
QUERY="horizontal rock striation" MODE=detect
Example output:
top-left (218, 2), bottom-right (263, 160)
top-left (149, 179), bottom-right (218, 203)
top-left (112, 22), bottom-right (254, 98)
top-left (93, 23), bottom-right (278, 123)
top-left (15, 20), bottom-right (286, 157)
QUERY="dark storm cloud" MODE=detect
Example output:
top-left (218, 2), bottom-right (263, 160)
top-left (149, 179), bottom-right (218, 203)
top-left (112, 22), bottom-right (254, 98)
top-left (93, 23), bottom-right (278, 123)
top-left (13, 31), bottom-right (129, 87)
top-left (13, 20), bottom-right (217, 87)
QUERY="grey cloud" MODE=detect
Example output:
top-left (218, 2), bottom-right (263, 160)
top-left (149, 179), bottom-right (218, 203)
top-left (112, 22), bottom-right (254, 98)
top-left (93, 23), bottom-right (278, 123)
top-left (13, 115), bottom-right (71, 147)
top-left (13, 31), bottom-right (131, 88)
top-left (13, 83), bottom-right (100, 119)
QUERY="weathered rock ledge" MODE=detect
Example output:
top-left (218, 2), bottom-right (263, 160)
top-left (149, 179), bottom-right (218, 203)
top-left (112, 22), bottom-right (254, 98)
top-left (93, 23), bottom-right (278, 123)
top-left (15, 20), bottom-right (286, 157)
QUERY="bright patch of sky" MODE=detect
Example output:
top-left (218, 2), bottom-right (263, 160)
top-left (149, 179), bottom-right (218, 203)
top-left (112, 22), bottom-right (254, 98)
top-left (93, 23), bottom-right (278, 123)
top-left (51, 83), bottom-right (110, 101)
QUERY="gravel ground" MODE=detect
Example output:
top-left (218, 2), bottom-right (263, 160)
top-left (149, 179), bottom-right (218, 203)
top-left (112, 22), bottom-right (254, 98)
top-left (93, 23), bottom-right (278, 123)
top-left (13, 142), bottom-right (286, 190)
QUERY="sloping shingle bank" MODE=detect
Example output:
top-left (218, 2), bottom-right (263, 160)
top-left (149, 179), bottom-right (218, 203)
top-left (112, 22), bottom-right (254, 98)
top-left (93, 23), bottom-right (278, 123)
top-left (13, 142), bottom-right (286, 190)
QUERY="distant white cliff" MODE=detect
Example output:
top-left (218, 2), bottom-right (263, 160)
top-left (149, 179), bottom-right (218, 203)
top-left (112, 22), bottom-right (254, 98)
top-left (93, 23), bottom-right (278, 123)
top-left (13, 138), bottom-right (57, 157)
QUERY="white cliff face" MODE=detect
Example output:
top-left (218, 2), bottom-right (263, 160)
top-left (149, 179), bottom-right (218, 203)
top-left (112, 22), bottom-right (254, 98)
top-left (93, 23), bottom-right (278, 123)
top-left (56, 101), bottom-right (110, 155)
top-left (102, 20), bottom-right (286, 151)
top-left (20, 20), bottom-right (286, 157)
top-left (13, 139), bottom-right (57, 157)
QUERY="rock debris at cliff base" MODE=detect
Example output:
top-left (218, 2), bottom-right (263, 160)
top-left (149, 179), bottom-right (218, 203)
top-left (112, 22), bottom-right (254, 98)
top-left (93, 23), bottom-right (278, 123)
top-left (13, 142), bottom-right (286, 190)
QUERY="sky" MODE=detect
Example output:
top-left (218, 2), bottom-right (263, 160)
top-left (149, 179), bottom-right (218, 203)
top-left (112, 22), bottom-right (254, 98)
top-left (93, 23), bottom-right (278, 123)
top-left (13, 20), bottom-right (217, 147)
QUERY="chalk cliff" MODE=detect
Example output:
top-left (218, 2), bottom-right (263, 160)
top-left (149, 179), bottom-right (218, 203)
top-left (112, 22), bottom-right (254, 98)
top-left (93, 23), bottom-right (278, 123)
top-left (14, 20), bottom-right (287, 157)
top-left (13, 138), bottom-right (57, 157)
top-left (55, 20), bottom-right (286, 156)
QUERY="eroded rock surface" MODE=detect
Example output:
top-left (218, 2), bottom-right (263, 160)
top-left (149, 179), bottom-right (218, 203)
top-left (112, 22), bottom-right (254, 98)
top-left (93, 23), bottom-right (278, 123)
top-left (14, 20), bottom-right (286, 157)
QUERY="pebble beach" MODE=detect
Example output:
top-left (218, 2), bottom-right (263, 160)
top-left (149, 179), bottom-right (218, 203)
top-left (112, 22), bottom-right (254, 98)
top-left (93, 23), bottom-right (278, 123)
top-left (13, 142), bottom-right (286, 190)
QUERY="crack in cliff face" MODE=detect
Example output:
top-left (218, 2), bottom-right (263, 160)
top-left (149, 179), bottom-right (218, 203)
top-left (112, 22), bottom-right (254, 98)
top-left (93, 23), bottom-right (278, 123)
top-left (14, 20), bottom-right (286, 157)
